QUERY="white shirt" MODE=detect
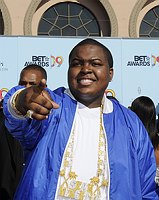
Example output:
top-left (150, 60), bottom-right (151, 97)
top-left (55, 100), bottom-right (111, 200)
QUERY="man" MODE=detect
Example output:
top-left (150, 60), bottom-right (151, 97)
top-left (3, 39), bottom-right (158, 199)
top-left (0, 64), bottom-right (47, 200)
top-left (18, 64), bottom-right (47, 88)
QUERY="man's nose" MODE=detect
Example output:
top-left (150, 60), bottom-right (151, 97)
top-left (81, 62), bottom-right (92, 72)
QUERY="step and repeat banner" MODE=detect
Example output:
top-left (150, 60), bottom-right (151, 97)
top-left (0, 36), bottom-right (159, 110)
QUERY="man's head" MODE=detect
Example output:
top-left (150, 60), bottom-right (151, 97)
top-left (18, 64), bottom-right (47, 88)
top-left (69, 38), bottom-right (113, 68)
top-left (68, 38), bottom-right (113, 108)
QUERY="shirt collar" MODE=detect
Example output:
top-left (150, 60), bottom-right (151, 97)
top-left (64, 88), bottom-right (113, 114)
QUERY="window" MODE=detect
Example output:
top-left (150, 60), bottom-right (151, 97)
top-left (38, 2), bottom-right (100, 36)
top-left (0, 10), bottom-right (4, 35)
top-left (140, 6), bottom-right (159, 37)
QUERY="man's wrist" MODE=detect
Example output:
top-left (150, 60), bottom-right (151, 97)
top-left (10, 88), bottom-right (25, 117)
top-left (9, 88), bottom-right (25, 119)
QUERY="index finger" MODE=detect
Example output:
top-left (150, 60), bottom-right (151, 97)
top-left (34, 79), bottom-right (47, 94)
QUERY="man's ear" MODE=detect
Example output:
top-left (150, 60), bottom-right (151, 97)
top-left (109, 68), bottom-right (113, 82)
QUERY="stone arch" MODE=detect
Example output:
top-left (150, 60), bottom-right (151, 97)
top-left (129, 0), bottom-right (148, 37)
top-left (99, 0), bottom-right (118, 36)
top-left (137, 0), bottom-right (159, 37)
top-left (24, 0), bottom-right (118, 36)
top-left (24, 0), bottom-right (41, 35)
top-left (0, 0), bottom-right (12, 35)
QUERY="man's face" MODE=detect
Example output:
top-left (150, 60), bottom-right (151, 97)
top-left (68, 44), bottom-right (113, 107)
top-left (19, 69), bottom-right (43, 88)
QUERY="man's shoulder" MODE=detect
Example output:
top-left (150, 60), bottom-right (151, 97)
top-left (111, 100), bottom-right (141, 124)
top-left (53, 87), bottom-right (66, 95)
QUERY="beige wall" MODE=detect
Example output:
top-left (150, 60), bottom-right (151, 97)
top-left (0, 0), bottom-right (158, 37)
top-left (109, 0), bottom-right (137, 37)
top-left (3, 0), bottom-right (32, 34)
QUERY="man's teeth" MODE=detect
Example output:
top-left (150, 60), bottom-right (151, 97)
top-left (80, 79), bottom-right (93, 83)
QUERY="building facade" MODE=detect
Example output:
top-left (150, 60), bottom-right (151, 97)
top-left (0, 0), bottom-right (159, 37)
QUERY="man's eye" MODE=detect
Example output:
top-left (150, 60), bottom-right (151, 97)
top-left (70, 61), bottom-right (82, 67)
top-left (19, 81), bottom-right (26, 86)
top-left (30, 83), bottom-right (36, 86)
top-left (92, 62), bottom-right (101, 67)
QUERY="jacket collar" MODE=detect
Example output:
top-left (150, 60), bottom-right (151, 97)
top-left (64, 88), bottom-right (113, 114)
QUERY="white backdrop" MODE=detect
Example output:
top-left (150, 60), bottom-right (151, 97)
top-left (0, 36), bottom-right (159, 110)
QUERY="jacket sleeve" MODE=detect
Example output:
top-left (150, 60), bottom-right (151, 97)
top-left (3, 86), bottom-right (51, 150)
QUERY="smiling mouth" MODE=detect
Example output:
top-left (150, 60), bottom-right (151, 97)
top-left (78, 78), bottom-right (95, 85)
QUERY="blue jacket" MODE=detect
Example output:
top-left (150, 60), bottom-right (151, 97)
top-left (3, 86), bottom-right (159, 200)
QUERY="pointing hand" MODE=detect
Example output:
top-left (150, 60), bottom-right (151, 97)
top-left (15, 79), bottom-right (59, 120)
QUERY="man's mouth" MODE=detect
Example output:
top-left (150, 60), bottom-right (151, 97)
top-left (78, 78), bottom-right (95, 85)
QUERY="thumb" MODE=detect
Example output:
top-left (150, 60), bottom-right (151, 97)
top-left (41, 90), bottom-right (60, 109)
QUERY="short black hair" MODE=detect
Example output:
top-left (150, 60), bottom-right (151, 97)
top-left (69, 38), bottom-right (113, 68)
top-left (20, 64), bottom-right (47, 80)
